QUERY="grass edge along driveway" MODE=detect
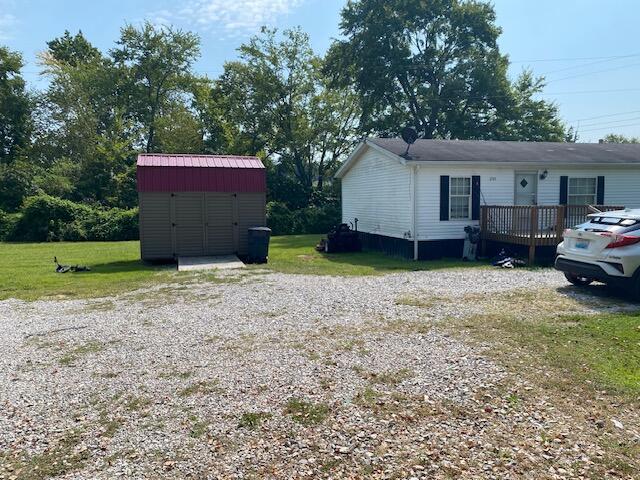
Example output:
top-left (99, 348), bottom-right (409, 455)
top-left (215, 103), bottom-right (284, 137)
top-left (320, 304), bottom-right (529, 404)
top-left (0, 235), bottom-right (486, 301)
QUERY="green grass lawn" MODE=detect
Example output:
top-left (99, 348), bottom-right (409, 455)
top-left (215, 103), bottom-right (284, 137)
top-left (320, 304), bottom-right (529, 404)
top-left (536, 312), bottom-right (640, 395)
top-left (458, 309), bottom-right (640, 397)
top-left (266, 235), bottom-right (485, 276)
top-left (0, 235), bottom-right (482, 301)
top-left (0, 241), bottom-right (174, 301)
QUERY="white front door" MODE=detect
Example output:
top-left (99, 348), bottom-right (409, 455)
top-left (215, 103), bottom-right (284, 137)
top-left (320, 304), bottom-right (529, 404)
top-left (514, 172), bottom-right (538, 205)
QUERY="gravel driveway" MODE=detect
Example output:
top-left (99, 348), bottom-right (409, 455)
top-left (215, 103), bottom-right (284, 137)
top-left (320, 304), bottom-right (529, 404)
top-left (0, 268), bottom-right (635, 479)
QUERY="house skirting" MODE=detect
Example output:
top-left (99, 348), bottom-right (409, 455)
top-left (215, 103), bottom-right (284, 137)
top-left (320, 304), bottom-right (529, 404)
top-left (358, 232), bottom-right (462, 260)
top-left (358, 232), bottom-right (557, 263)
top-left (358, 232), bottom-right (413, 258)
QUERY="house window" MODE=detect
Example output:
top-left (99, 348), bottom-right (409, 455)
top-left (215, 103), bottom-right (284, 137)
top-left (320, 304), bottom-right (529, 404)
top-left (568, 177), bottom-right (597, 205)
top-left (450, 177), bottom-right (471, 219)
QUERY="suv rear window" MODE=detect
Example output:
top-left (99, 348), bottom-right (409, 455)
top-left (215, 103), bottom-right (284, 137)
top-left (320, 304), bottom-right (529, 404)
top-left (577, 216), bottom-right (640, 234)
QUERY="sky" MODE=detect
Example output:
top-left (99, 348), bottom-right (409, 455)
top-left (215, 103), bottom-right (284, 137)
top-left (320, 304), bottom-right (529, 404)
top-left (2, 0), bottom-right (640, 142)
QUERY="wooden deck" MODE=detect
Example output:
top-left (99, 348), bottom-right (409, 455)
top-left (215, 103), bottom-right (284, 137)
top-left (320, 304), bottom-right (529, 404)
top-left (480, 205), bottom-right (623, 263)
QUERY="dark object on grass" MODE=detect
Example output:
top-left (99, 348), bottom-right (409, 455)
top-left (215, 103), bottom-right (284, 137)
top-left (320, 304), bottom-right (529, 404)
top-left (491, 249), bottom-right (526, 269)
top-left (324, 223), bottom-right (362, 253)
top-left (54, 257), bottom-right (91, 273)
top-left (315, 238), bottom-right (327, 252)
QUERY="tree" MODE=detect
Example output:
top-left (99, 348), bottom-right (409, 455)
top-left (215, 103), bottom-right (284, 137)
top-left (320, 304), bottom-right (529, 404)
top-left (111, 22), bottom-right (200, 153)
top-left (0, 46), bottom-right (31, 165)
top-left (310, 78), bottom-right (360, 189)
top-left (498, 71), bottom-right (565, 141)
top-left (601, 133), bottom-right (639, 144)
top-left (0, 160), bottom-right (34, 211)
top-left (218, 28), bottom-right (360, 205)
top-left (154, 102), bottom-right (204, 153)
top-left (564, 126), bottom-right (578, 143)
top-left (326, 0), bottom-right (565, 141)
top-left (46, 30), bottom-right (101, 67)
top-left (38, 36), bottom-right (133, 205)
top-left (191, 79), bottom-right (229, 154)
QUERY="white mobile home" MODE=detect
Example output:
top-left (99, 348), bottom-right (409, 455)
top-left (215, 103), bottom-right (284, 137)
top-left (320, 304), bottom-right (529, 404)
top-left (335, 138), bottom-right (640, 260)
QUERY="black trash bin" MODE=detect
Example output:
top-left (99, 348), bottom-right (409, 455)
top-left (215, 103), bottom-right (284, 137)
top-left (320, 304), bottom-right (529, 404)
top-left (247, 227), bottom-right (272, 263)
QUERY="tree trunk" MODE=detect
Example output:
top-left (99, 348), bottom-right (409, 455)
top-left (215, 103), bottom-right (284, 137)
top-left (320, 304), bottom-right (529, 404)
top-left (146, 124), bottom-right (155, 153)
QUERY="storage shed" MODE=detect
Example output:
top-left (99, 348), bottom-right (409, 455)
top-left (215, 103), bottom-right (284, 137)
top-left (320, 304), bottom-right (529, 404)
top-left (137, 154), bottom-right (266, 261)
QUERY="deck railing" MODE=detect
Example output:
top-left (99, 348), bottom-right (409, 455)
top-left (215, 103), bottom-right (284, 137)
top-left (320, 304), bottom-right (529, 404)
top-left (480, 205), bottom-right (624, 263)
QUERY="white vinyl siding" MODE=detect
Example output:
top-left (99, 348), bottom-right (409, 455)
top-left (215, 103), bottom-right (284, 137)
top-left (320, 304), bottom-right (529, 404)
top-left (418, 166), bottom-right (640, 241)
top-left (416, 166), bottom-right (514, 240)
top-left (340, 149), bottom-right (640, 243)
top-left (537, 167), bottom-right (640, 207)
top-left (341, 146), bottom-right (412, 238)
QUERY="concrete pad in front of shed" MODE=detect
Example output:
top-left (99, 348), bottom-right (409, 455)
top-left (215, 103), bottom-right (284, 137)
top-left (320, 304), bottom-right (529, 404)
top-left (178, 255), bottom-right (246, 272)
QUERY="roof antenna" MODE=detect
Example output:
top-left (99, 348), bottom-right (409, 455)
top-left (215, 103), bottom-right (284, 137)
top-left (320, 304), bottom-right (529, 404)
top-left (401, 127), bottom-right (418, 159)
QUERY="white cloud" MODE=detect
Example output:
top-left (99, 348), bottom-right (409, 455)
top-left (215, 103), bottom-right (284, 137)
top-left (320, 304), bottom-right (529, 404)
top-left (0, 13), bottom-right (17, 40)
top-left (151, 0), bottom-right (306, 37)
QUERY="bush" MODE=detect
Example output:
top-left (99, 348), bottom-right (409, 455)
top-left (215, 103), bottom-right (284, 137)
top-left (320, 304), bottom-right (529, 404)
top-left (0, 160), bottom-right (36, 212)
top-left (10, 194), bottom-right (138, 242)
top-left (267, 200), bottom-right (341, 236)
top-left (0, 209), bottom-right (20, 241)
top-left (266, 202), bottom-right (299, 235)
top-left (13, 195), bottom-right (89, 241)
top-left (298, 202), bottom-right (341, 234)
top-left (88, 208), bottom-right (139, 241)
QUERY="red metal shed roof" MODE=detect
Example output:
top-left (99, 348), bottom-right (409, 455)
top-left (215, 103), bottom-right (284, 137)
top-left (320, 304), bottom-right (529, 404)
top-left (137, 154), bottom-right (265, 169)
top-left (137, 154), bottom-right (266, 193)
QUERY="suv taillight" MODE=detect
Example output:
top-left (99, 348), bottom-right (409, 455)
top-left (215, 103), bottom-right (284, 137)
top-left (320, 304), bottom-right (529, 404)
top-left (599, 232), bottom-right (640, 249)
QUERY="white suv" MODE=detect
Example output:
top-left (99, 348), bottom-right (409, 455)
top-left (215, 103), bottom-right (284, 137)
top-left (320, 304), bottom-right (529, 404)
top-left (555, 209), bottom-right (640, 299)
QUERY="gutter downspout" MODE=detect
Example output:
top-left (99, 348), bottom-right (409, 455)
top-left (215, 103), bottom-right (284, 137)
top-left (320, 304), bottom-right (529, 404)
top-left (412, 165), bottom-right (419, 261)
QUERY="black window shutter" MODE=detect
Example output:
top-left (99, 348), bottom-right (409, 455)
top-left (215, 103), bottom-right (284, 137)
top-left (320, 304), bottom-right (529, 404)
top-left (559, 176), bottom-right (569, 205)
top-left (471, 176), bottom-right (481, 221)
top-left (597, 176), bottom-right (605, 204)
top-left (440, 176), bottom-right (450, 221)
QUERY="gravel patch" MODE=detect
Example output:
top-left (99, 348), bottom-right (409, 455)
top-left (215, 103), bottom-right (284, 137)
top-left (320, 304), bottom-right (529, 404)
top-left (0, 267), bottom-right (636, 479)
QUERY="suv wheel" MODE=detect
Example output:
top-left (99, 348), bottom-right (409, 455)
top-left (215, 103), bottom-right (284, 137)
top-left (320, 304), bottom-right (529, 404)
top-left (564, 272), bottom-right (594, 286)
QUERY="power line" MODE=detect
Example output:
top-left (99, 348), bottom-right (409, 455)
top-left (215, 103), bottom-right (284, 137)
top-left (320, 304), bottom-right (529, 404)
top-left (510, 53), bottom-right (640, 63)
top-left (567, 109), bottom-right (640, 123)
top-left (546, 61), bottom-right (640, 83)
top-left (578, 116), bottom-right (640, 128)
top-left (540, 53), bottom-right (640, 76)
top-left (538, 87), bottom-right (640, 96)
top-left (578, 121), bottom-right (640, 133)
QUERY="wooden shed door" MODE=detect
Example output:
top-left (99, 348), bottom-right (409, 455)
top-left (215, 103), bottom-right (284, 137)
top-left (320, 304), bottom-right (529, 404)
top-left (173, 193), bottom-right (205, 257)
top-left (205, 193), bottom-right (236, 255)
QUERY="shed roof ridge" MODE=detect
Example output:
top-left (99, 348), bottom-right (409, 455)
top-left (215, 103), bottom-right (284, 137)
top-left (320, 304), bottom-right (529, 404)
top-left (136, 153), bottom-right (265, 169)
top-left (138, 153), bottom-right (260, 158)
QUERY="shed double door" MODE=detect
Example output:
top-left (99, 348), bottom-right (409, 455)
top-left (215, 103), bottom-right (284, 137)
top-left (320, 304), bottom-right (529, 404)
top-left (172, 192), bottom-right (236, 257)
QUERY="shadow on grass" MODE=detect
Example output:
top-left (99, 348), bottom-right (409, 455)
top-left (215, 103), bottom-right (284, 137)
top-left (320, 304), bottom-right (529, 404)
top-left (269, 235), bottom-right (489, 275)
top-left (321, 251), bottom-right (486, 272)
top-left (79, 260), bottom-right (176, 274)
top-left (557, 283), bottom-right (640, 305)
